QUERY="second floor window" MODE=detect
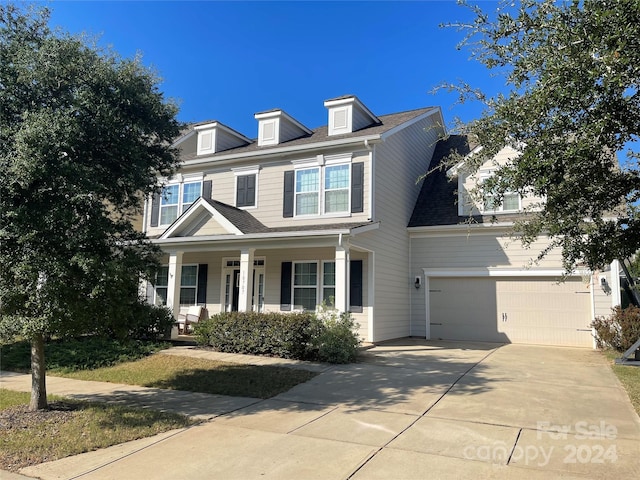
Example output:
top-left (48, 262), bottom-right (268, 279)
top-left (160, 181), bottom-right (202, 225)
top-left (295, 164), bottom-right (350, 216)
top-left (479, 173), bottom-right (520, 214)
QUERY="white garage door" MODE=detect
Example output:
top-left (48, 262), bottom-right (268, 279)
top-left (429, 277), bottom-right (593, 347)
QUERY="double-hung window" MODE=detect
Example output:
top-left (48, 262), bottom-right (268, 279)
top-left (295, 163), bottom-right (350, 216)
top-left (480, 173), bottom-right (520, 213)
top-left (159, 180), bottom-right (202, 225)
top-left (155, 266), bottom-right (169, 306)
top-left (154, 265), bottom-right (199, 306)
top-left (293, 262), bottom-right (318, 311)
top-left (295, 168), bottom-right (320, 215)
top-left (322, 261), bottom-right (336, 306)
top-left (179, 265), bottom-right (198, 306)
top-left (324, 165), bottom-right (350, 213)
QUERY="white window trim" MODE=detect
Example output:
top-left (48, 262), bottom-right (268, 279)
top-left (154, 266), bottom-right (169, 306)
top-left (293, 159), bottom-right (352, 218)
top-left (159, 176), bottom-right (204, 226)
top-left (179, 264), bottom-right (199, 307)
top-left (292, 260), bottom-right (319, 311)
top-left (232, 166), bottom-right (260, 210)
top-left (478, 172), bottom-right (521, 214)
top-left (289, 261), bottom-right (338, 311)
top-left (322, 260), bottom-right (336, 307)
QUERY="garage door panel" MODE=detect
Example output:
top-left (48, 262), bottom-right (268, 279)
top-left (429, 276), bottom-right (593, 347)
top-left (496, 278), bottom-right (592, 346)
top-left (430, 278), bottom-right (507, 343)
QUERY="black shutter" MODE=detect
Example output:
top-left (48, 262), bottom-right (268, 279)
top-left (283, 170), bottom-right (294, 218)
top-left (236, 175), bottom-right (247, 206)
top-left (246, 174), bottom-right (256, 206)
top-left (236, 175), bottom-right (256, 207)
top-left (202, 180), bottom-right (212, 200)
top-left (280, 261), bottom-right (292, 311)
top-left (349, 260), bottom-right (363, 313)
top-left (351, 162), bottom-right (364, 213)
top-left (150, 192), bottom-right (160, 227)
top-left (197, 264), bottom-right (208, 304)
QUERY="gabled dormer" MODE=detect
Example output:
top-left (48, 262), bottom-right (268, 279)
top-left (254, 109), bottom-right (312, 147)
top-left (323, 95), bottom-right (380, 136)
top-left (194, 121), bottom-right (251, 156)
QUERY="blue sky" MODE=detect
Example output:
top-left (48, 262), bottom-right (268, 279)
top-left (41, 0), bottom-right (505, 136)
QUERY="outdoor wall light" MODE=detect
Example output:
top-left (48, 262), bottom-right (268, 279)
top-left (415, 276), bottom-right (421, 289)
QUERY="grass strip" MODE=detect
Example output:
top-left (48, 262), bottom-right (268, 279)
top-left (603, 350), bottom-right (640, 415)
top-left (0, 389), bottom-right (193, 472)
top-left (56, 354), bottom-right (317, 399)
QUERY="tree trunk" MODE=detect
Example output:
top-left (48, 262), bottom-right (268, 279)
top-left (29, 333), bottom-right (48, 411)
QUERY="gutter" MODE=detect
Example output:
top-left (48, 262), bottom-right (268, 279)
top-left (183, 135), bottom-right (384, 166)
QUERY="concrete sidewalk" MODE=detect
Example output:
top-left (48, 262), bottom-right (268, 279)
top-left (2, 341), bottom-right (640, 479)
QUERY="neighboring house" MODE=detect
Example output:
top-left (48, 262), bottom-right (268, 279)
top-left (408, 135), bottom-right (622, 348)
top-left (141, 96), bottom-right (621, 347)
top-left (142, 96), bottom-right (446, 342)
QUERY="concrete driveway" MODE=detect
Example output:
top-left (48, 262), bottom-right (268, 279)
top-left (18, 340), bottom-right (640, 479)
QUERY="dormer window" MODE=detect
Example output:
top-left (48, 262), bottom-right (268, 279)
top-left (254, 110), bottom-right (312, 146)
top-left (324, 95), bottom-right (379, 136)
top-left (194, 121), bottom-right (250, 155)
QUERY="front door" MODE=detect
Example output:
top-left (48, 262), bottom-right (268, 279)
top-left (223, 258), bottom-right (265, 312)
top-left (231, 269), bottom-right (240, 312)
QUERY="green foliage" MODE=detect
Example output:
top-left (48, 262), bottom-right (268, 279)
top-left (194, 310), bottom-right (361, 363)
top-left (312, 308), bottom-right (361, 364)
top-left (442, 0), bottom-right (640, 271)
top-left (591, 305), bottom-right (640, 352)
top-left (102, 304), bottom-right (175, 341)
top-left (0, 3), bottom-right (181, 408)
top-left (194, 311), bottom-right (320, 360)
top-left (0, 336), bottom-right (169, 373)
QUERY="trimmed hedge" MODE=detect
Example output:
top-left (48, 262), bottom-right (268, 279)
top-left (591, 305), bottom-right (640, 352)
top-left (193, 310), bottom-right (361, 363)
top-left (193, 311), bottom-right (320, 359)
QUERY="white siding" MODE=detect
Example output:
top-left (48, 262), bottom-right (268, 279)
top-left (460, 146), bottom-right (545, 216)
top-left (357, 114), bottom-right (442, 341)
top-left (409, 232), bottom-right (567, 337)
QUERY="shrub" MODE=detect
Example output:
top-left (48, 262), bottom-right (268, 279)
top-left (313, 308), bottom-right (361, 364)
top-left (193, 311), bottom-right (319, 359)
top-left (591, 305), bottom-right (640, 351)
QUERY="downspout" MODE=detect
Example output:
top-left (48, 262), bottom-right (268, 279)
top-left (364, 139), bottom-right (374, 221)
top-left (409, 234), bottom-right (413, 336)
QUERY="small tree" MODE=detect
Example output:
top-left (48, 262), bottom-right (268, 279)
top-left (0, 4), bottom-right (181, 410)
top-left (441, 0), bottom-right (640, 272)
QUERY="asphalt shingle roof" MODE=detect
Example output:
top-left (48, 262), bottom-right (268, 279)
top-left (203, 198), bottom-right (372, 236)
top-left (408, 135), bottom-right (524, 227)
top-left (179, 107), bottom-right (436, 161)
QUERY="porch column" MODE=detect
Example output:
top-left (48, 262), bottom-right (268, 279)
top-left (166, 251), bottom-right (183, 320)
top-left (238, 248), bottom-right (255, 312)
top-left (335, 246), bottom-right (348, 312)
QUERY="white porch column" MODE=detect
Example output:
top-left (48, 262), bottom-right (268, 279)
top-left (166, 251), bottom-right (183, 320)
top-left (335, 246), bottom-right (348, 312)
top-left (238, 248), bottom-right (255, 312)
top-left (611, 260), bottom-right (622, 307)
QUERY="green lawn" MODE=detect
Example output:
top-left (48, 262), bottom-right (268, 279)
top-left (0, 389), bottom-right (193, 472)
top-left (58, 353), bottom-right (317, 399)
top-left (604, 350), bottom-right (640, 415)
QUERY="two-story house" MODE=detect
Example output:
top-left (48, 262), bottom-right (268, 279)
top-left (408, 135), bottom-right (623, 348)
top-left (143, 96), bottom-right (446, 342)
top-left (143, 96), bottom-right (622, 347)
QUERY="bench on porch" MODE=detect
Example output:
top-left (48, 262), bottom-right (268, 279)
top-left (176, 305), bottom-right (204, 334)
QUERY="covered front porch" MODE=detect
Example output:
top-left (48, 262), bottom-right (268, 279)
top-left (149, 235), bottom-right (373, 341)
